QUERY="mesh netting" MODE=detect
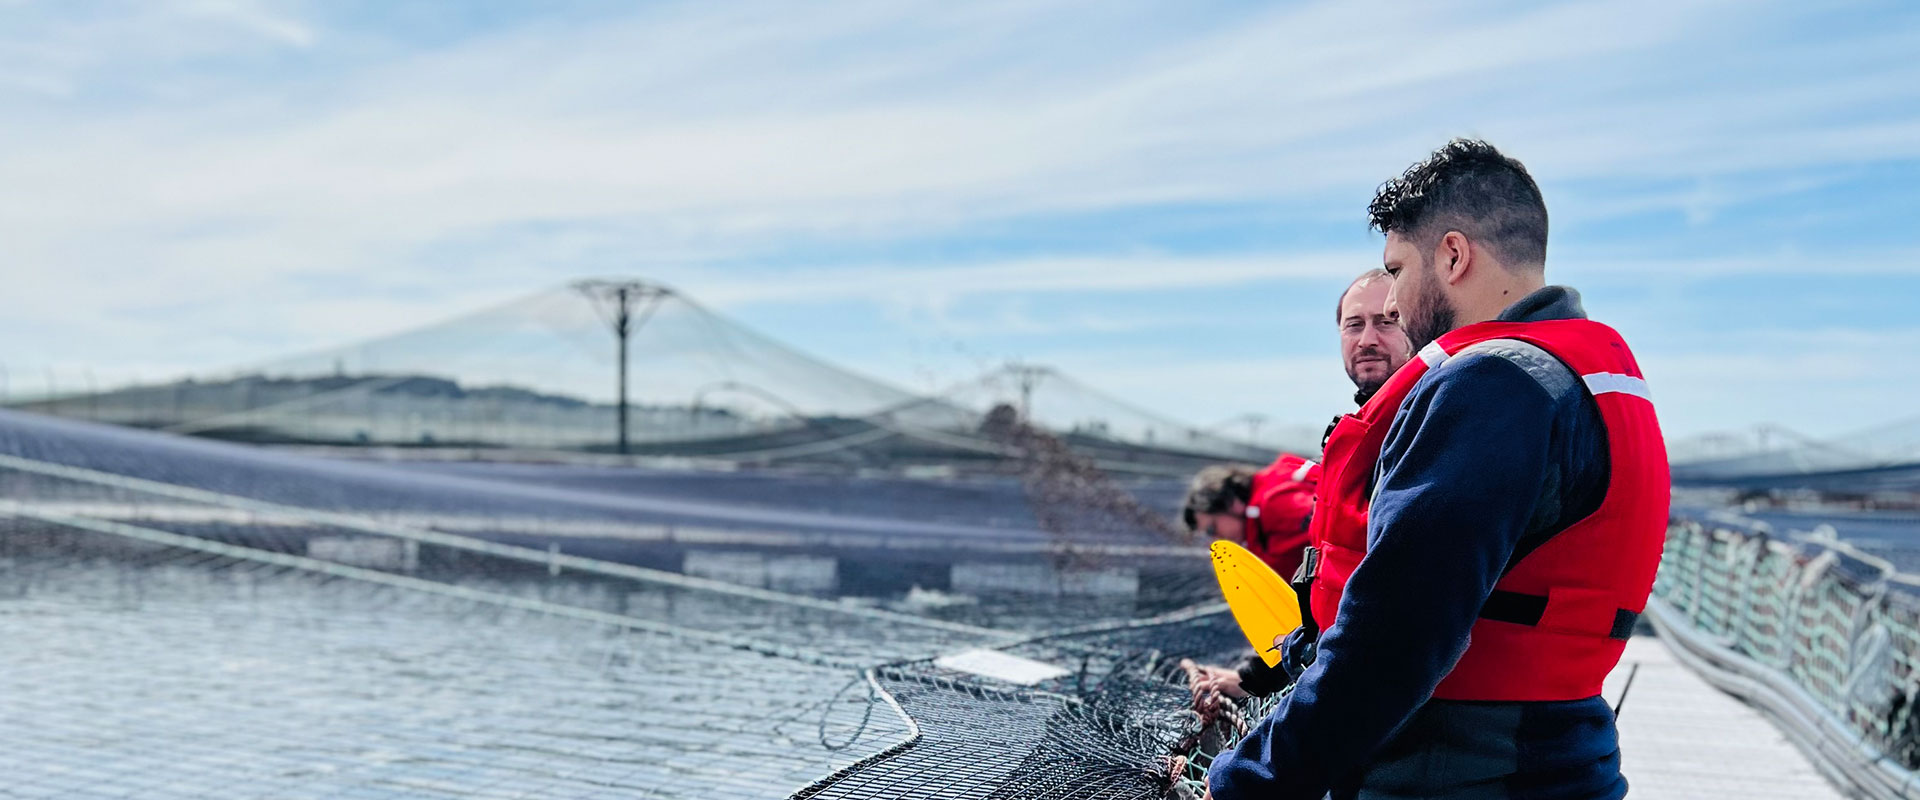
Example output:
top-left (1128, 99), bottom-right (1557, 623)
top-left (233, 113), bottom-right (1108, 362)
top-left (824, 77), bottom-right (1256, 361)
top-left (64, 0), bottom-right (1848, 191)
top-left (0, 449), bottom-right (1004, 798)
top-left (791, 608), bottom-right (1244, 800)
top-left (784, 409), bottom-right (1247, 800)
top-left (1670, 416), bottom-right (1920, 497)
top-left (6, 283), bottom-right (1271, 476)
top-left (0, 390), bottom-right (1245, 798)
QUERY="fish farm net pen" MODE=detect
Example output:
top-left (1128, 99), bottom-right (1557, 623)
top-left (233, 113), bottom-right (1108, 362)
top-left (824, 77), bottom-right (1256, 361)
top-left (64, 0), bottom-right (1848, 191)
top-left (0, 461), bottom-right (1238, 799)
top-left (0, 408), bottom-right (1236, 799)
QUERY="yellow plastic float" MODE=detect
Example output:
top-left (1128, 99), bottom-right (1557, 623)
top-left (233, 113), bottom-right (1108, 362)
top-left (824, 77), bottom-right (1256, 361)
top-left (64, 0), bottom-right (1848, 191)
top-left (1210, 540), bottom-right (1303, 667)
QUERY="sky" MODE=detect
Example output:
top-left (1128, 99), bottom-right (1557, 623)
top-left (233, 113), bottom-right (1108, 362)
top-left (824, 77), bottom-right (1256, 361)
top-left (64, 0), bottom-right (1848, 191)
top-left (1, 0), bottom-right (1916, 448)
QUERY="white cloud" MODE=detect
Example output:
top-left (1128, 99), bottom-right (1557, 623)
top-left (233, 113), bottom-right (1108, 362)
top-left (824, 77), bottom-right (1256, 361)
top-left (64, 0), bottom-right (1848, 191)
top-left (0, 0), bottom-right (1914, 438)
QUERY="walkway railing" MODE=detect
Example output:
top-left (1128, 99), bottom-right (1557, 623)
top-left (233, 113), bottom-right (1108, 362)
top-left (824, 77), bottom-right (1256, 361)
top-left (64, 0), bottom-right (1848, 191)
top-left (1650, 510), bottom-right (1920, 798)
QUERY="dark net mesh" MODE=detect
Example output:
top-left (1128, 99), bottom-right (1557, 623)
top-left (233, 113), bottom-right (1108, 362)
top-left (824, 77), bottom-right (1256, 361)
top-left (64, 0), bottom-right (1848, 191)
top-left (791, 608), bottom-right (1245, 800)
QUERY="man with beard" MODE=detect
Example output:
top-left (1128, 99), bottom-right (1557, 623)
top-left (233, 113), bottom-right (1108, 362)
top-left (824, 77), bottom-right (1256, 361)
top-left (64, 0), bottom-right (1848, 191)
top-left (1207, 140), bottom-right (1668, 800)
top-left (1334, 268), bottom-right (1405, 407)
top-left (1180, 269), bottom-right (1411, 707)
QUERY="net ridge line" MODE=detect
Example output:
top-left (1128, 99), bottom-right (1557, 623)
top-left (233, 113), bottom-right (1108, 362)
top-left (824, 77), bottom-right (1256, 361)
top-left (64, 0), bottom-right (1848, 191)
top-left (2, 501), bottom-right (882, 672)
top-left (784, 599), bottom-right (1234, 799)
top-left (0, 451), bottom-right (1011, 640)
top-left (0, 500), bottom-right (1205, 560)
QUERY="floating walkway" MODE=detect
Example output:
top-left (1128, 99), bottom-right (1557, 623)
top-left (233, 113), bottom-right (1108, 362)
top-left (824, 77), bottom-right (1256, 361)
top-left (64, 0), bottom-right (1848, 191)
top-left (1607, 635), bottom-right (1840, 798)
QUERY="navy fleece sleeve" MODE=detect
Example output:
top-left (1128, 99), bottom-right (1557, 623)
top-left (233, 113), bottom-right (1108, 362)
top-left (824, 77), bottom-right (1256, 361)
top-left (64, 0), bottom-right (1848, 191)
top-left (1208, 353), bottom-right (1557, 799)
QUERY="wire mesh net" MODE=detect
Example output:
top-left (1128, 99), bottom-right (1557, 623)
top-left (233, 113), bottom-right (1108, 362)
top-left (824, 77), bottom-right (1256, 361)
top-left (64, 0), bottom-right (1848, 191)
top-left (791, 608), bottom-right (1245, 800)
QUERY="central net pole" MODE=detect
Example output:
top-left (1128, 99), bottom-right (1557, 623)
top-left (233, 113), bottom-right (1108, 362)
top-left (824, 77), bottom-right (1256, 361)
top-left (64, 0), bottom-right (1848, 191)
top-left (615, 285), bottom-right (630, 454)
top-left (573, 280), bottom-right (671, 456)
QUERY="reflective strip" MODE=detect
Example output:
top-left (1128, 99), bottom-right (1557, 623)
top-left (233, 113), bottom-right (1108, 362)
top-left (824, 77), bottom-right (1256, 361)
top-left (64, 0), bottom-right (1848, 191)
top-left (1582, 372), bottom-right (1651, 401)
top-left (1290, 460), bottom-right (1317, 482)
top-left (1418, 341), bottom-right (1451, 369)
top-left (1457, 339), bottom-right (1574, 399)
top-left (1246, 506), bottom-right (1262, 519)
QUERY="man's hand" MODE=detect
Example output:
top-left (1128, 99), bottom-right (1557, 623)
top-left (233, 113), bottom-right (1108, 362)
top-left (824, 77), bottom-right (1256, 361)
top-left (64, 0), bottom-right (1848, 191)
top-left (1180, 658), bottom-right (1249, 719)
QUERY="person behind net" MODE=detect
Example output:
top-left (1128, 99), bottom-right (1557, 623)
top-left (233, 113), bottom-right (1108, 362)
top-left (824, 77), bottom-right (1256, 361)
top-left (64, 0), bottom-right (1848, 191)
top-left (1180, 268), bottom-right (1411, 711)
top-left (1206, 139), bottom-right (1669, 800)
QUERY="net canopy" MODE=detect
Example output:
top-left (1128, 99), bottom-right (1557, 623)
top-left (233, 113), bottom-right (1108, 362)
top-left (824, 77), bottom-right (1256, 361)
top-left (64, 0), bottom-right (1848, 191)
top-left (8, 281), bottom-right (1277, 476)
top-left (938, 365), bottom-right (1285, 464)
top-left (1671, 416), bottom-right (1920, 497)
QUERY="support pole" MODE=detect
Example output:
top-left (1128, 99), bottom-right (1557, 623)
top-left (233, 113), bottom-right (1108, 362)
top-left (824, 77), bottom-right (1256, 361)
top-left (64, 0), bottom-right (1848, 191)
top-left (615, 286), bottom-right (630, 455)
top-left (573, 280), bottom-right (670, 456)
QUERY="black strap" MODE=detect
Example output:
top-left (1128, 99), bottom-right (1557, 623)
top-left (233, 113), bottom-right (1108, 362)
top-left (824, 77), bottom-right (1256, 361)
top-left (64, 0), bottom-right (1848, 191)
top-left (1291, 546), bottom-right (1320, 638)
top-left (1610, 608), bottom-right (1641, 640)
top-left (1291, 545), bottom-right (1320, 584)
top-left (1479, 589), bottom-right (1548, 626)
top-left (1477, 589), bottom-right (1637, 642)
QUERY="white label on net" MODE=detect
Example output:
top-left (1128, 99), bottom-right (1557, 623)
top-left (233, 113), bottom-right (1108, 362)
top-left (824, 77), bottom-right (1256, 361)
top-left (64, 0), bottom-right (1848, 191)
top-left (933, 649), bottom-right (1070, 685)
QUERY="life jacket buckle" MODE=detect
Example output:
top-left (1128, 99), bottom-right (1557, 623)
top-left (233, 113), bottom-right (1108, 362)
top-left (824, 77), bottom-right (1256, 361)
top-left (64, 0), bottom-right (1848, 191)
top-left (1292, 545), bottom-right (1319, 584)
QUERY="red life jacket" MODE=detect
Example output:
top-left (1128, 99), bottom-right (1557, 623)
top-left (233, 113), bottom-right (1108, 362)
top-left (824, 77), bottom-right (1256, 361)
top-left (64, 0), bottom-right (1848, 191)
top-left (1246, 454), bottom-right (1320, 577)
top-left (1305, 318), bottom-right (1669, 702)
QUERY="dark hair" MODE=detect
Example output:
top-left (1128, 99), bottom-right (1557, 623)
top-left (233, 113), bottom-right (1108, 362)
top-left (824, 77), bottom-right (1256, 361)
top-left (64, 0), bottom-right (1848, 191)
top-left (1335, 268), bottom-right (1392, 322)
top-left (1367, 139), bottom-right (1547, 269)
top-left (1181, 464), bottom-right (1257, 530)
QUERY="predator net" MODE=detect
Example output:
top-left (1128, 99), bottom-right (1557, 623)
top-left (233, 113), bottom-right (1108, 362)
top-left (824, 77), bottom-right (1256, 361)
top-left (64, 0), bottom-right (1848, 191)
top-left (1670, 415), bottom-right (1920, 499)
top-left (7, 282), bottom-right (1271, 475)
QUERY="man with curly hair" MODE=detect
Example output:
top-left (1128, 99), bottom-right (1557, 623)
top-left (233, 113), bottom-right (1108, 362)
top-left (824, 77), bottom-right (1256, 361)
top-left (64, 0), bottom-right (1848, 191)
top-left (1208, 140), bottom-right (1669, 800)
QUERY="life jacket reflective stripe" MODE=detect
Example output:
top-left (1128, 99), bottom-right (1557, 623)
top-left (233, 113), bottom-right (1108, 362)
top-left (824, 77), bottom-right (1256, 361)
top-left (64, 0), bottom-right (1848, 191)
top-left (1245, 454), bottom-right (1320, 577)
top-left (1304, 318), bottom-right (1669, 702)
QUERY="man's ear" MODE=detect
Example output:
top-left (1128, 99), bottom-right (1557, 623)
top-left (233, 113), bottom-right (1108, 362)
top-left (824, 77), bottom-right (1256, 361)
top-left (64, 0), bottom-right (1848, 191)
top-left (1438, 231), bottom-right (1472, 286)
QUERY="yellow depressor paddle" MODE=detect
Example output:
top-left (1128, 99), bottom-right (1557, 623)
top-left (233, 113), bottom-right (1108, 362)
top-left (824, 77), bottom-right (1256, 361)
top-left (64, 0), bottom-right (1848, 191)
top-left (1210, 540), bottom-right (1304, 668)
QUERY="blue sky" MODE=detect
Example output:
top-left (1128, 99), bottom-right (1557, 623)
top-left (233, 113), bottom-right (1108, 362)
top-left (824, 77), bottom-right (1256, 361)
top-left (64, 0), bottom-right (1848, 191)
top-left (0, 0), bottom-right (1916, 445)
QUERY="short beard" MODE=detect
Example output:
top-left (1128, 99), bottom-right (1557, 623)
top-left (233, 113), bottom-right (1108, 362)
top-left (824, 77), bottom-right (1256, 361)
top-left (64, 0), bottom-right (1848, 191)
top-left (1348, 363), bottom-right (1388, 402)
top-left (1404, 267), bottom-right (1459, 354)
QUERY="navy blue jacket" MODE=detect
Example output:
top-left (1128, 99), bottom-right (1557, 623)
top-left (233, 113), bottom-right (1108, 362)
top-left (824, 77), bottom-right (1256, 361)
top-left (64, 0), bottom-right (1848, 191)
top-left (1210, 286), bottom-right (1622, 800)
